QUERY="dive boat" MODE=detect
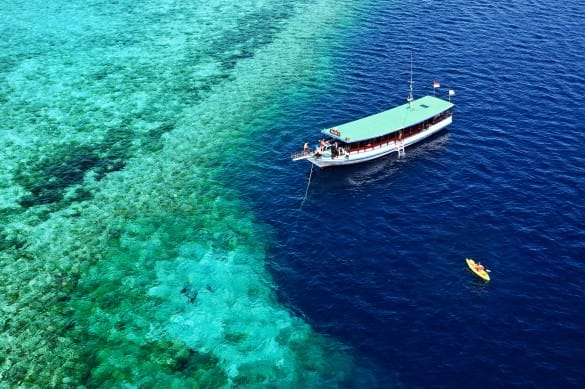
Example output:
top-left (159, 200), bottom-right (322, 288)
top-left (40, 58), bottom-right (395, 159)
top-left (292, 68), bottom-right (455, 168)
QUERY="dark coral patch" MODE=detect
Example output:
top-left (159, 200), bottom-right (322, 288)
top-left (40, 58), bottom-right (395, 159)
top-left (16, 144), bottom-right (126, 208)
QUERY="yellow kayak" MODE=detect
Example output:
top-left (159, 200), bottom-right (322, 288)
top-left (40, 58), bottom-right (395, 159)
top-left (466, 258), bottom-right (490, 281)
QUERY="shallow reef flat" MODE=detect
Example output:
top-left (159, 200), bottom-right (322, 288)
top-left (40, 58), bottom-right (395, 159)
top-left (0, 0), bottom-right (357, 386)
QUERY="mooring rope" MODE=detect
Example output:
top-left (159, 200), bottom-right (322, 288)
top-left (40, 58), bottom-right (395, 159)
top-left (299, 163), bottom-right (314, 209)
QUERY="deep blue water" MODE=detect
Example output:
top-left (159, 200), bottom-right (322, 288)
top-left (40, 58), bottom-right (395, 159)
top-left (237, 0), bottom-right (585, 387)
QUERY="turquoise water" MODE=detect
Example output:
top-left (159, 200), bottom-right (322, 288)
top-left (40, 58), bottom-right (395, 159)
top-left (0, 1), bottom-right (359, 386)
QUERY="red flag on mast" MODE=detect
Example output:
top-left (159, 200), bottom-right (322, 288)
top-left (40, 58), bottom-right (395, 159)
top-left (433, 81), bottom-right (440, 88)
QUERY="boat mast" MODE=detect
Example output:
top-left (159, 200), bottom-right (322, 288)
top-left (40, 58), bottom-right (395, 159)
top-left (407, 52), bottom-right (414, 109)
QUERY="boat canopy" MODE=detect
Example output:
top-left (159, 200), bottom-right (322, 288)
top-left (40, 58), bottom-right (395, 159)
top-left (321, 95), bottom-right (454, 143)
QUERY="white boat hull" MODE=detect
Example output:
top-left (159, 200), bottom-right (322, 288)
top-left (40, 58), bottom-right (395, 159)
top-left (305, 116), bottom-right (452, 168)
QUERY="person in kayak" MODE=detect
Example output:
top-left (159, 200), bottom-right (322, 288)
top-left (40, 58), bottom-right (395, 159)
top-left (475, 262), bottom-right (485, 272)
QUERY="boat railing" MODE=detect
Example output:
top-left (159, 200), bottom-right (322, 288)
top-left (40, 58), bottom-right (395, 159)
top-left (352, 139), bottom-right (397, 154)
top-left (350, 114), bottom-right (450, 154)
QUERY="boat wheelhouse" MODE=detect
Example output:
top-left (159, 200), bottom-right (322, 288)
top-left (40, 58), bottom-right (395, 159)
top-left (292, 94), bottom-right (454, 168)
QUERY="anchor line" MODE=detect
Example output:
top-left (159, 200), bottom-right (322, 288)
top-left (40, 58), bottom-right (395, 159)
top-left (300, 163), bottom-right (314, 209)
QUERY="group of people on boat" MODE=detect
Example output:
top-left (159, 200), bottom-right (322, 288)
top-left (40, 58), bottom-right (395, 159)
top-left (330, 142), bottom-right (349, 159)
top-left (303, 139), bottom-right (349, 159)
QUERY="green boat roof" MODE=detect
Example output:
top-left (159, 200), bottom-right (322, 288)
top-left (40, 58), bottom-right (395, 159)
top-left (321, 95), bottom-right (454, 143)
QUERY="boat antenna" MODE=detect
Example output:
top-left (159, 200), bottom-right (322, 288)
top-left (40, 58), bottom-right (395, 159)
top-left (407, 52), bottom-right (414, 109)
